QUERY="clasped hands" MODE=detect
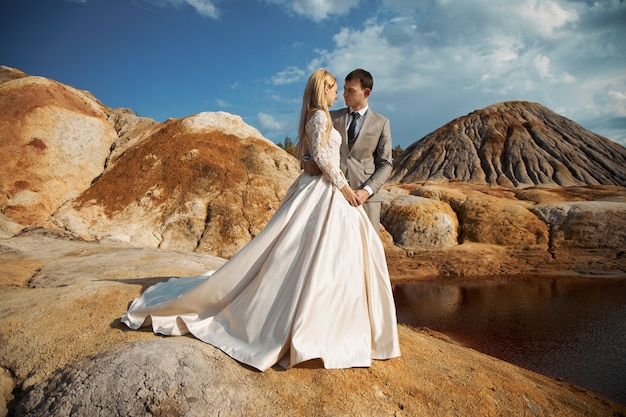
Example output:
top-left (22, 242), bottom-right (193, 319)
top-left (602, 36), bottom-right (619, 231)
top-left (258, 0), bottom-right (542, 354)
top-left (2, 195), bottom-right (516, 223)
top-left (301, 159), bottom-right (368, 207)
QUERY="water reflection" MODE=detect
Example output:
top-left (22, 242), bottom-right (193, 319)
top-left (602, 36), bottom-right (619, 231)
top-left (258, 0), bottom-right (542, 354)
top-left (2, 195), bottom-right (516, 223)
top-left (393, 276), bottom-right (626, 405)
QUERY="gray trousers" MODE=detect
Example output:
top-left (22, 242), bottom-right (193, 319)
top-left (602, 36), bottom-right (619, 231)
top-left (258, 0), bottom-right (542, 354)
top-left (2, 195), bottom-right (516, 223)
top-left (362, 201), bottom-right (382, 234)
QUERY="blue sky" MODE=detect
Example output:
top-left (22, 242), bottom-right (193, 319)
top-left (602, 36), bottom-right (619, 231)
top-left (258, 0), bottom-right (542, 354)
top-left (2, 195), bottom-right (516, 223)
top-left (2, 0), bottom-right (625, 149)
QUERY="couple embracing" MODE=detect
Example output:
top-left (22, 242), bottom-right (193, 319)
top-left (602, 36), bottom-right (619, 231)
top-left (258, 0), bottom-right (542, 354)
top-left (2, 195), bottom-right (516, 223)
top-left (302, 68), bottom-right (392, 233)
top-left (122, 68), bottom-right (400, 371)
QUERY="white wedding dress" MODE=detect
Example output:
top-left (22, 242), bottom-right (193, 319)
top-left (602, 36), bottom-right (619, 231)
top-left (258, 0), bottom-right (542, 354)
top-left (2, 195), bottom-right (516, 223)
top-left (121, 110), bottom-right (401, 371)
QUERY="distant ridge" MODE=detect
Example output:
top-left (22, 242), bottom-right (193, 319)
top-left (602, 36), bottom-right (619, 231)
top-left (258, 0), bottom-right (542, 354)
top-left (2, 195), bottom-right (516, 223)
top-left (390, 101), bottom-right (626, 187)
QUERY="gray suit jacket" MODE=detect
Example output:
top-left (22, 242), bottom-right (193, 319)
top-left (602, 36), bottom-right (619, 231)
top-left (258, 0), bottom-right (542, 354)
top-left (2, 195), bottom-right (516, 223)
top-left (330, 108), bottom-right (393, 203)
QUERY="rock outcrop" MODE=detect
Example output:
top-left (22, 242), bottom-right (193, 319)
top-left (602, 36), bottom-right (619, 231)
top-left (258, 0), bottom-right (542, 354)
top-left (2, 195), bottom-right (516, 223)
top-left (381, 183), bottom-right (626, 278)
top-left (52, 112), bottom-right (299, 258)
top-left (0, 67), bottom-right (300, 258)
top-left (390, 101), bottom-right (626, 187)
top-left (0, 71), bottom-right (118, 227)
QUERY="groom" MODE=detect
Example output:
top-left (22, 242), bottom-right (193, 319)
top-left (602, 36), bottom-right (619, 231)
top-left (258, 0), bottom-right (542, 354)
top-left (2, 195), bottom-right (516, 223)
top-left (304, 68), bottom-right (393, 232)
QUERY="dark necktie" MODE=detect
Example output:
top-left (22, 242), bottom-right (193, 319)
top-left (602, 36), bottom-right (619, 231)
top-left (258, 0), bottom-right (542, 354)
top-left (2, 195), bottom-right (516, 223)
top-left (347, 111), bottom-right (360, 148)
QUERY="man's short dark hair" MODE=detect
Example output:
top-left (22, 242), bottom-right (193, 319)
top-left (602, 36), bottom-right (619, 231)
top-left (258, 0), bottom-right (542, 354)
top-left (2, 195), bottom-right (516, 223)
top-left (345, 69), bottom-right (373, 90)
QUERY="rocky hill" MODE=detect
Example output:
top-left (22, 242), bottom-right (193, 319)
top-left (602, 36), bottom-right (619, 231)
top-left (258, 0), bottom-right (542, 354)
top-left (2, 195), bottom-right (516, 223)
top-left (0, 64), bottom-right (624, 276)
top-left (0, 66), bottom-right (300, 258)
top-left (1, 66), bottom-right (626, 416)
top-left (390, 101), bottom-right (626, 187)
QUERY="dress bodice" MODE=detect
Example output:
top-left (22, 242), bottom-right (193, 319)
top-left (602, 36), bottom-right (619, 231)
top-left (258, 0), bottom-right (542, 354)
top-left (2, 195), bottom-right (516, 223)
top-left (305, 110), bottom-right (348, 190)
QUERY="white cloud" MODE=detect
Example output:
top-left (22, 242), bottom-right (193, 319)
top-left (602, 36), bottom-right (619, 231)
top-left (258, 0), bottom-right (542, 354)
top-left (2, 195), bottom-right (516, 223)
top-left (574, 77), bottom-right (626, 144)
top-left (284, 0), bottom-right (625, 146)
top-left (257, 112), bottom-right (288, 133)
top-left (533, 54), bottom-right (577, 86)
top-left (151, 0), bottom-right (220, 18)
top-left (270, 66), bottom-right (306, 86)
top-left (534, 54), bottom-right (551, 79)
top-left (262, 0), bottom-right (360, 21)
top-left (514, 0), bottom-right (578, 36)
top-left (607, 89), bottom-right (626, 117)
top-left (185, 0), bottom-right (219, 17)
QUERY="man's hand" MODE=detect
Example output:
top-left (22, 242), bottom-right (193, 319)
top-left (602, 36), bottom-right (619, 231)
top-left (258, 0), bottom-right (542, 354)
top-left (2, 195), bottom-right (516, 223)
top-left (302, 158), bottom-right (323, 176)
top-left (354, 189), bottom-right (369, 205)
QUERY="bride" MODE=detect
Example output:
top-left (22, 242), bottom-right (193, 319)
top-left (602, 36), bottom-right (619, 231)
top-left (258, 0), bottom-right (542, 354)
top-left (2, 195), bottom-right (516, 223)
top-left (121, 69), bottom-right (401, 371)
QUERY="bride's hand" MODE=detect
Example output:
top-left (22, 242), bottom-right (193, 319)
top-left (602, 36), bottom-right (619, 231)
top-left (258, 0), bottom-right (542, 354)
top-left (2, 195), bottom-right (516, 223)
top-left (340, 184), bottom-right (359, 206)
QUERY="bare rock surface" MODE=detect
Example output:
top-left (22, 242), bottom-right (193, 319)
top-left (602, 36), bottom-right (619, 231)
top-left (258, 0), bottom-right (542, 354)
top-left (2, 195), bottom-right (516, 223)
top-left (0, 228), bottom-right (225, 289)
top-left (0, 66), bottom-right (27, 83)
top-left (0, 68), bottom-right (300, 258)
top-left (0, 75), bottom-right (118, 228)
top-left (531, 201), bottom-right (626, 250)
top-left (1, 233), bottom-right (624, 417)
top-left (13, 330), bottom-right (624, 417)
top-left (51, 112), bottom-right (299, 258)
top-left (381, 183), bottom-right (626, 279)
top-left (390, 101), bottom-right (626, 187)
top-left (382, 193), bottom-right (459, 250)
top-left (104, 108), bottom-right (161, 169)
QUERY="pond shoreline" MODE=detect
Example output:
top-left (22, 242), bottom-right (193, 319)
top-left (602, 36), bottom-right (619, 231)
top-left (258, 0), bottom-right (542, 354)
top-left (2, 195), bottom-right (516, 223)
top-left (393, 275), bottom-right (626, 406)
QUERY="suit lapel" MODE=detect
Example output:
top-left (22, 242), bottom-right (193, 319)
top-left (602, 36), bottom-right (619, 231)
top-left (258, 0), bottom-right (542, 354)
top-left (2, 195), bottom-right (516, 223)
top-left (333, 109), bottom-right (350, 166)
top-left (334, 109), bottom-right (349, 144)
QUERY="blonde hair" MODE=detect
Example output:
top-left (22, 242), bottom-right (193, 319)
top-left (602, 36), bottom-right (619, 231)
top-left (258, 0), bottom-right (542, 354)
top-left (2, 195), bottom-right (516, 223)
top-left (295, 69), bottom-right (336, 159)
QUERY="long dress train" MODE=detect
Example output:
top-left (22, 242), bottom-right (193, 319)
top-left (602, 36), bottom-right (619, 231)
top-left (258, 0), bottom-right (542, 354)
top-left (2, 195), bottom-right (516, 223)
top-left (121, 110), bottom-right (401, 371)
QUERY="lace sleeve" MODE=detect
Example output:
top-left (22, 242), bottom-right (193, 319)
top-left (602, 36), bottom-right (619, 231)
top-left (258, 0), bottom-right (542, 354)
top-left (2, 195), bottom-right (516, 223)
top-left (305, 110), bottom-right (348, 190)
